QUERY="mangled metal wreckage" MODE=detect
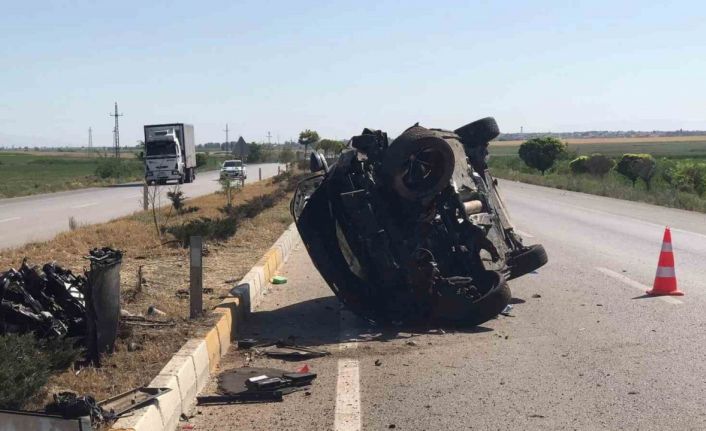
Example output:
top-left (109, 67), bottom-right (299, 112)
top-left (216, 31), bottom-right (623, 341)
top-left (291, 118), bottom-right (547, 325)
top-left (0, 248), bottom-right (123, 360)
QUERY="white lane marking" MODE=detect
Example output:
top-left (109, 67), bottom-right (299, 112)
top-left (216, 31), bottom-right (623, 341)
top-left (334, 359), bottom-right (361, 431)
top-left (0, 217), bottom-right (20, 223)
top-left (514, 228), bottom-right (534, 238)
top-left (335, 309), bottom-right (361, 431)
top-left (596, 267), bottom-right (682, 304)
top-left (71, 202), bottom-right (97, 209)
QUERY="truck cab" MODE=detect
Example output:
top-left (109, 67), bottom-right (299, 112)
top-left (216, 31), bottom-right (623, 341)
top-left (143, 124), bottom-right (196, 185)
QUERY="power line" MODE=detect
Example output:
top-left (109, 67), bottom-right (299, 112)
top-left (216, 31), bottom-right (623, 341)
top-left (266, 131), bottom-right (272, 145)
top-left (109, 102), bottom-right (123, 158)
top-left (224, 123), bottom-right (230, 153)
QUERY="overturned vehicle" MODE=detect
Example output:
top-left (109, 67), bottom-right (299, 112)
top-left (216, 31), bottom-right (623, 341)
top-left (291, 118), bottom-right (547, 325)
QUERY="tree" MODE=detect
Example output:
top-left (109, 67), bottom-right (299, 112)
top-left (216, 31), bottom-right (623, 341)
top-left (616, 154), bottom-right (657, 188)
top-left (316, 139), bottom-right (347, 158)
top-left (584, 153), bottom-right (615, 177)
top-left (674, 161), bottom-right (706, 196)
top-left (195, 153), bottom-right (208, 167)
top-left (298, 129), bottom-right (320, 158)
top-left (569, 156), bottom-right (589, 174)
top-left (247, 143), bottom-right (263, 163)
top-left (518, 137), bottom-right (567, 175)
top-left (279, 147), bottom-right (295, 163)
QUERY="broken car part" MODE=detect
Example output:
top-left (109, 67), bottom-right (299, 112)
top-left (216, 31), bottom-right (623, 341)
top-left (85, 247), bottom-right (123, 362)
top-left (97, 387), bottom-right (171, 420)
top-left (291, 118), bottom-right (547, 325)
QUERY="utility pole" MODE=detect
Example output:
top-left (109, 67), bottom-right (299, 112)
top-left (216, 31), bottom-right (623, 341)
top-left (88, 127), bottom-right (93, 150)
top-left (109, 102), bottom-right (123, 158)
top-left (224, 123), bottom-right (230, 153)
top-left (266, 131), bottom-right (272, 145)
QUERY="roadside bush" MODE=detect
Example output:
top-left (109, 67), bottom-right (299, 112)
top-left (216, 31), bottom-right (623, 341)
top-left (195, 153), bottom-right (208, 167)
top-left (94, 158), bottom-right (141, 179)
top-left (569, 156), bottom-right (589, 174)
top-left (585, 153), bottom-right (615, 177)
top-left (0, 334), bottom-right (82, 409)
top-left (674, 161), bottom-right (706, 196)
top-left (616, 154), bottom-right (657, 189)
top-left (518, 137), bottom-right (568, 175)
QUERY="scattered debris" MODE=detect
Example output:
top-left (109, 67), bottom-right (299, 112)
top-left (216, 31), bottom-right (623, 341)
top-left (198, 366), bottom-right (317, 406)
top-left (375, 359), bottom-right (382, 366)
top-left (259, 342), bottom-right (330, 361)
top-left (406, 340), bottom-right (418, 346)
top-left (98, 387), bottom-right (171, 420)
top-left (0, 408), bottom-right (92, 430)
top-left (500, 304), bottom-right (514, 316)
top-left (271, 276), bottom-right (288, 285)
top-left (0, 248), bottom-right (127, 367)
top-left (147, 305), bottom-right (167, 316)
top-left (531, 294), bottom-right (542, 298)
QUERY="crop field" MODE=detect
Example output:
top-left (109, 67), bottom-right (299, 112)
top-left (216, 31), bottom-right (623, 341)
top-left (0, 152), bottom-right (143, 198)
top-left (490, 136), bottom-right (706, 157)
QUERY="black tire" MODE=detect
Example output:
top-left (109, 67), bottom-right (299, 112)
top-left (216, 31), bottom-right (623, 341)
top-left (157, 180), bottom-right (167, 186)
top-left (454, 117), bottom-right (500, 147)
top-left (383, 125), bottom-right (455, 201)
top-left (432, 270), bottom-right (511, 326)
top-left (506, 244), bottom-right (548, 280)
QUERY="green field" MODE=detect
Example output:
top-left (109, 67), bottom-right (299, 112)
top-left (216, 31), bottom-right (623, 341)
top-left (488, 147), bottom-right (706, 213)
top-left (490, 139), bottom-right (706, 158)
top-left (0, 153), bottom-right (144, 198)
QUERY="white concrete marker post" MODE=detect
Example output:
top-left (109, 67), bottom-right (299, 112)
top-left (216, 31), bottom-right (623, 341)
top-left (259, 167), bottom-right (262, 181)
top-left (190, 235), bottom-right (203, 319)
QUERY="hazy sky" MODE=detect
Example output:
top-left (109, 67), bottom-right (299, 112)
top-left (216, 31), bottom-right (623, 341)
top-left (1, 0), bottom-right (705, 147)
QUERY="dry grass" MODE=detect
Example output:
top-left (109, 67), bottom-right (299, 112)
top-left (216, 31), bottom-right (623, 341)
top-left (495, 135), bottom-right (706, 146)
top-left (5, 176), bottom-right (295, 408)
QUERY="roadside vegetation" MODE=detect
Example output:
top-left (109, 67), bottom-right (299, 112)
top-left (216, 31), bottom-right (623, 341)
top-left (0, 151), bottom-right (233, 199)
top-left (0, 169), bottom-right (305, 409)
top-left (490, 139), bottom-right (706, 213)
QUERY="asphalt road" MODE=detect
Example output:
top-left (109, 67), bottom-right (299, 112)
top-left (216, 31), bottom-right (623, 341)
top-left (0, 163), bottom-right (283, 250)
top-left (188, 180), bottom-right (706, 431)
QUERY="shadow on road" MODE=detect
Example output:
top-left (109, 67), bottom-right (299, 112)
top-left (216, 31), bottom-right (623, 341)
top-left (240, 295), bottom-right (494, 349)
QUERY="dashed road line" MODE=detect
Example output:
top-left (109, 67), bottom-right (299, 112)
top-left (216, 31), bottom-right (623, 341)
top-left (71, 202), bottom-right (97, 209)
top-left (596, 267), bottom-right (682, 304)
top-left (335, 309), bottom-right (361, 431)
top-left (0, 217), bottom-right (20, 223)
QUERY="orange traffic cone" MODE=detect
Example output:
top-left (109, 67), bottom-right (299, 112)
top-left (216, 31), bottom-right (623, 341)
top-left (647, 227), bottom-right (683, 296)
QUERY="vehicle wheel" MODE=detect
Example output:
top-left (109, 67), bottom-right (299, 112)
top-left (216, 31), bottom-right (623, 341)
top-left (382, 126), bottom-right (455, 201)
top-left (158, 180), bottom-right (166, 185)
top-left (454, 117), bottom-right (500, 147)
top-left (178, 176), bottom-right (184, 184)
top-left (506, 244), bottom-right (548, 280)
top-left (433, 270), bottom-right (511, 326)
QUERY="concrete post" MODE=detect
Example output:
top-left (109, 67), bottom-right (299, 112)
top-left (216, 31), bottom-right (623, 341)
top-left (143, 183), bottom-right (149, 211)
top-left (189, 236), bottom-right (203, 319)
top-left (259, 167), bottom-right (262, 181)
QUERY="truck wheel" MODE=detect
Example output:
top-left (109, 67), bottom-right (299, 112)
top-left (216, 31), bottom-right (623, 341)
top-left (383, 126), bottom-right (455, 201)
top-left (506, 244), bottom-right (548, 280)
top-left (454, 117), bottom-right (500, 147)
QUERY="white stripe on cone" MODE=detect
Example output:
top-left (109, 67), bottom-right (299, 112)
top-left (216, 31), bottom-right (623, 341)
top-left (661, 243), bottom-right (673, 252)
top-left (655, 266), bottom-right (676, 278)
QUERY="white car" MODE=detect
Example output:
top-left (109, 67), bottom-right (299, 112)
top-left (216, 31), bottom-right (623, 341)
top-left (220, 160), bottom-right (247, 180)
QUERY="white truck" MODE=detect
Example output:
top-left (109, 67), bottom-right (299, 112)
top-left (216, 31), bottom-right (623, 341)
top-left (143, 123), bottom-right (196, 184)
